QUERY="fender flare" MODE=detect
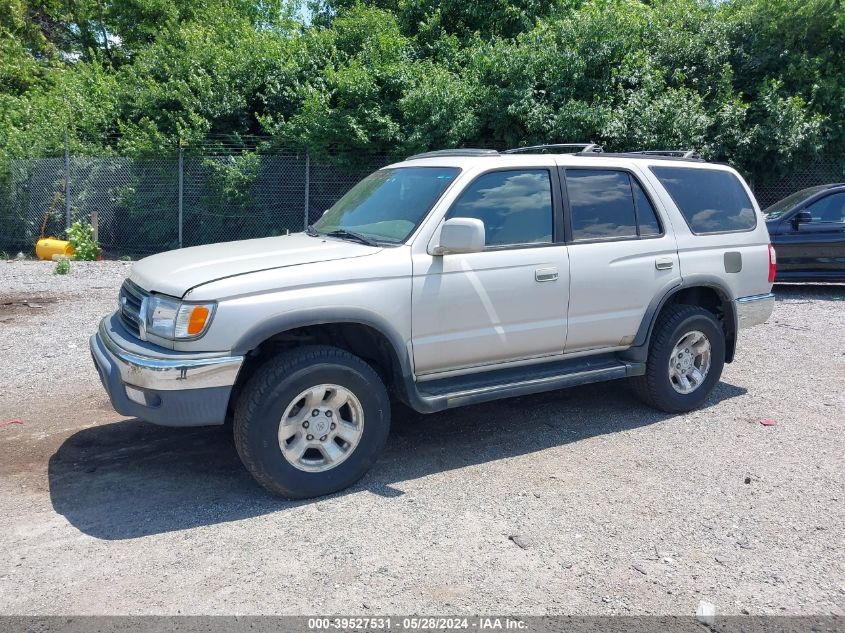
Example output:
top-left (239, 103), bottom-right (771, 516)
top-left (230, 305), bottom-right (415, 381)
top-left (624, 275), bottom-right (738, 363)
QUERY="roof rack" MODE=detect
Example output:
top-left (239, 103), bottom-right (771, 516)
top-left (407, 148), bottom-right (500, 160)
top-left (503, 143), bottom-right (603, 155)
top-left (577, 149), bottom-right (704, 162)
top-left (406, 145), bottom-right (701, 162)
top-left (624, 149), bottom-right (701, 159)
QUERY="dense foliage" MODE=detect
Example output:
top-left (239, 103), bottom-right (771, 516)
top-left (66, 219), bottom-right (99, 259)
top-left (1, 0), bottom-right (843, 182)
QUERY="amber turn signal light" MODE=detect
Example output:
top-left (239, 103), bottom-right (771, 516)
top-left (186, 305), bottom-right (210, 335)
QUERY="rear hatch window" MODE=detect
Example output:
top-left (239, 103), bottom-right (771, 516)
top-left (650, 166), bottom-right (757, 234)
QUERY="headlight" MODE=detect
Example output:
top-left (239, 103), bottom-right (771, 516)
top-left (146, 295), bottom-right (215, 340)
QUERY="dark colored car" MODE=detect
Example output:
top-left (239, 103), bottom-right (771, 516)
top-left (764, 183), bottom-right (845, 282)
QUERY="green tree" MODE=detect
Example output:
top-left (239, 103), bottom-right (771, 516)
top-left (1, 0), bottom-right (843, 214)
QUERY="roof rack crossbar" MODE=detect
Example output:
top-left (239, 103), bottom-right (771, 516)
top-left (503, 143), bottom-right (603, 155)
top-left (407, 148), bottom-right (500, 160)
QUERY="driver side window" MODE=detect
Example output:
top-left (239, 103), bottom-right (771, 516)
top-left (806, 193), bottom-right (845, 223)
top-left (446, 169), bottom-right (553, 247)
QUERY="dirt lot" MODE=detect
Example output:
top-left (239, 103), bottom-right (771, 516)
top-left (0, 260), bottom-right (843, 616)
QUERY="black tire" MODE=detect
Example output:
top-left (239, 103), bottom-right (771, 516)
top-left (233, 345), bottom-right (391, 498)
top-left (631, 305), bottom-right (726, 413)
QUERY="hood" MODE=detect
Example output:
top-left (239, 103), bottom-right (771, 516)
top-left (129, 233), bottom-right (380, 297)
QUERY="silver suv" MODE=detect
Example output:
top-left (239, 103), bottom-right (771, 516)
top-left (90, 146), bottom-right (776, 498)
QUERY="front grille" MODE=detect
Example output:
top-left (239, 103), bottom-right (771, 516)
top-left (118, 280), bottom-right (148, 338)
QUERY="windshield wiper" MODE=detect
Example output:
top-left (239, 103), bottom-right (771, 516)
top-left (322, 229), bottom-right (380, 246)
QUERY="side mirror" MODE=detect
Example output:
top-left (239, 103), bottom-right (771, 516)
top-left (793, 210), bottom-right (812, 226)
top-left (432, 218), bottom-right (485, 255)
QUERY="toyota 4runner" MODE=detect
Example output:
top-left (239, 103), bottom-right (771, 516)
top-left (90, 145), bottom-right (776, 498)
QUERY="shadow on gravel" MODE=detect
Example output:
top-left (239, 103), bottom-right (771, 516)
top-left (49, 379), bottom-right (746, 540)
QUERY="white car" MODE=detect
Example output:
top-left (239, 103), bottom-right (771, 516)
top-left (91, 145), bottom-right (776, 498)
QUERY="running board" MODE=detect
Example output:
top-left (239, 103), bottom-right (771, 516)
top-left (410, 354), bottom-right (645, 413)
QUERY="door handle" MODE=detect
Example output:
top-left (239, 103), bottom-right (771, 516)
top-left (655, 258), bottom-right (674, 271)
top-left (535, 267), bottom-right (558, 282)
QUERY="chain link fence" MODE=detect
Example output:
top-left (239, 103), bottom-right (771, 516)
top-left (2, 151), bottom-right (843, 257)
top-left (750, 160), bottom-right (845, 209)
top-left (0, 151), bottom-right (391, 257)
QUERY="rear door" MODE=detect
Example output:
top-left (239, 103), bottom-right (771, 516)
top-left (561, 166), bottom-right (681, 353)
top-left (773, 192), bottom-right (845, 278)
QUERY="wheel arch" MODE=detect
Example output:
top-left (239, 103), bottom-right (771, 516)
top-left (624, 276), bottom-right (737, 364)
top-left (228, 308), bottom-right (415, 417)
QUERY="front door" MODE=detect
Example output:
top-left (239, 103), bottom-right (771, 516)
top-left (773, 192), bottom-right (845, 278)
top-left (411, 168), bottom-right (570, 376)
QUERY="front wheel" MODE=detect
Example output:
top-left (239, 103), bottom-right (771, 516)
top-left (233, 345), bottom-right (391, 498)
top-left (631, 305), bottom-right (726, 413)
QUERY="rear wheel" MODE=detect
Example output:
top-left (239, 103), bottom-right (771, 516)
top-left (234, 345), bottom-right (390, 498)
top-left (631, 305), bottom-right (725, 413)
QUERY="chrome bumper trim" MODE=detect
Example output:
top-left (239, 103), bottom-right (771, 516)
top-left (96, 318), bottom-right (244, 391)
top-left (736, 293), bottom-right (775, 329)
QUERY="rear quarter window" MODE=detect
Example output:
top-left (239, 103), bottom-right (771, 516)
top-left (650, 166), bottom-right (757, 234)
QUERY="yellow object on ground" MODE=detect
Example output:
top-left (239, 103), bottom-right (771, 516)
top-left (35, 238), bottom-right (74, 261)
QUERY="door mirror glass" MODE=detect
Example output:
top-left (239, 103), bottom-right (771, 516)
top-left (794, 210), bottom-right (813, 225)
top-left (433, 218), bottom-right (486, 255)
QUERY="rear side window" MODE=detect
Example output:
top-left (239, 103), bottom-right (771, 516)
top-left (632, 179), bottom-right (661, 236)
top-left (650, 167), bottom-right (756, 234)
top-left (565, 169), bottom-right (663, 240)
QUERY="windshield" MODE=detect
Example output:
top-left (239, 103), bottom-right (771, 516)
top-left (312, 167), bottom-right (460, 243)
top-left (763, 185), bottom-right (830, 219)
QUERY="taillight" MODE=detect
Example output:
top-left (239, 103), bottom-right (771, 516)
top-left (768, 244), bottom-right (777, 283)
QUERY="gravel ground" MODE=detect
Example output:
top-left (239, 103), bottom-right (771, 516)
top-left (0, 259), bottom-right (843, 616)
top-left (0, 260), bottom-right (132, 419)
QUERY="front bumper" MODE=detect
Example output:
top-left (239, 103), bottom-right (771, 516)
top-left (736, 293), bottom-right (775, 329)
top-left (90, 315), bottom-right (244, 426)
